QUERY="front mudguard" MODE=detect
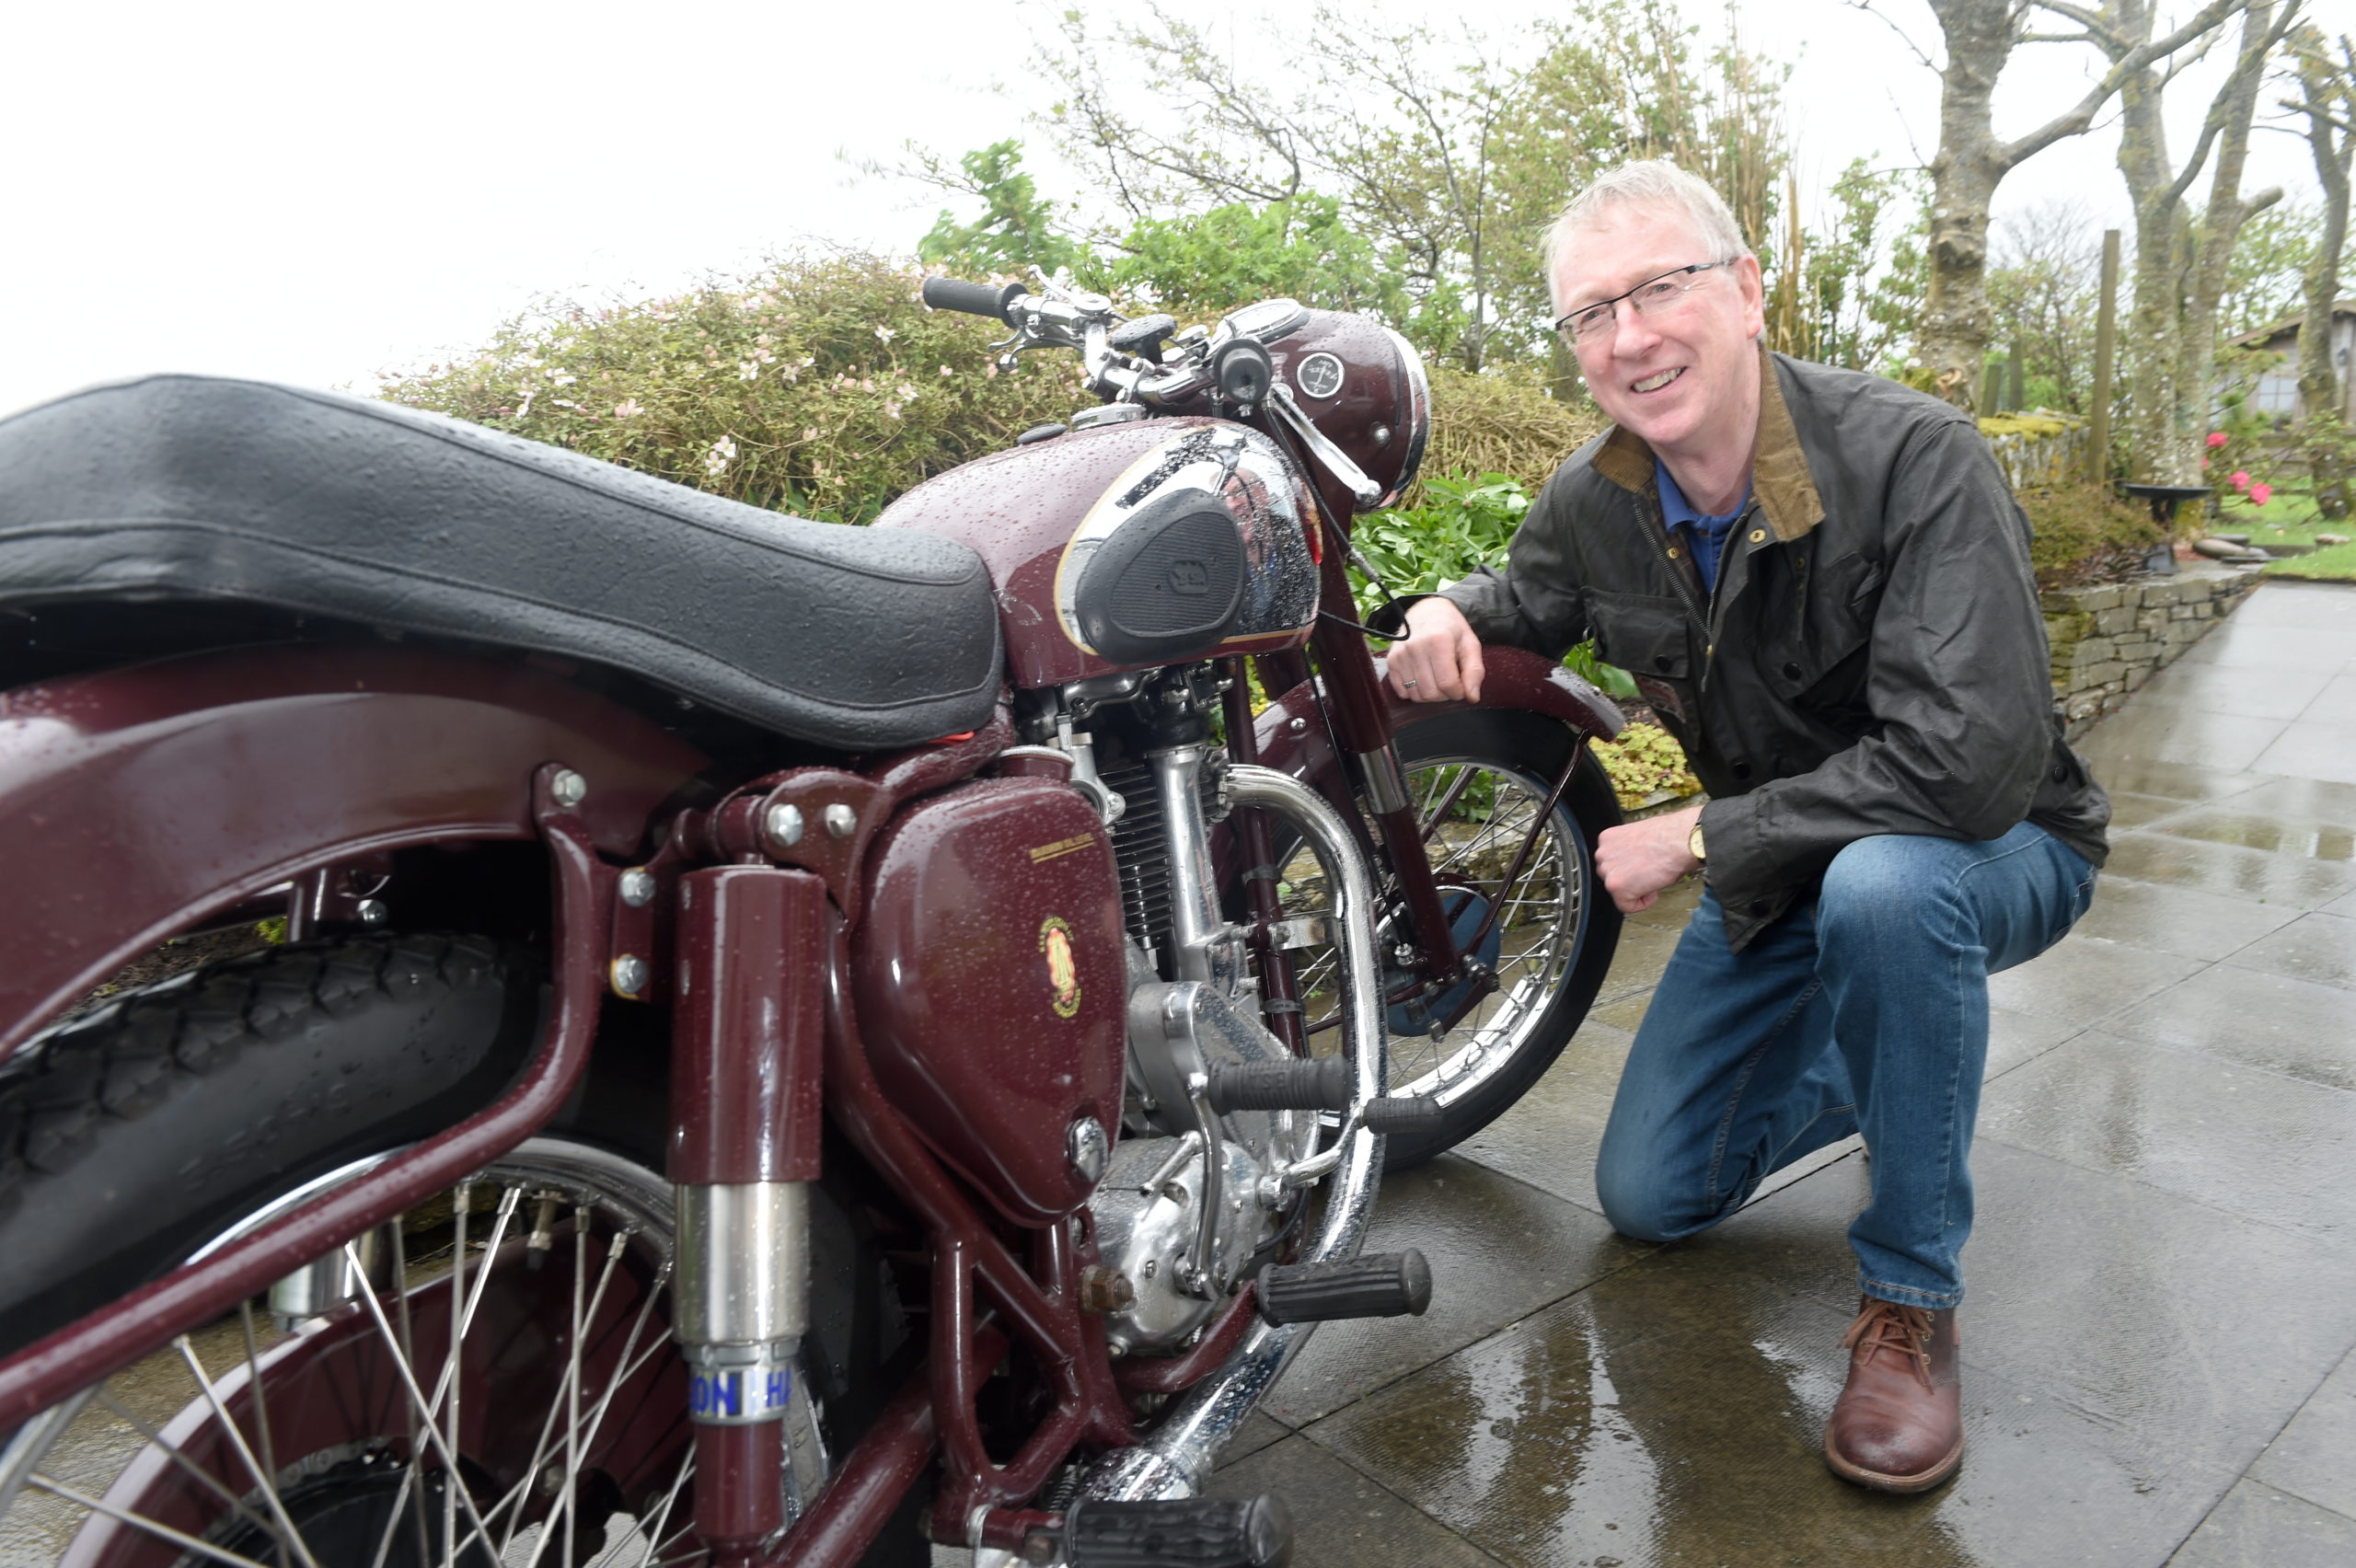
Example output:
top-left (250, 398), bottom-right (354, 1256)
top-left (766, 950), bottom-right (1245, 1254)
top-left (1247, 642), bottom-right (1623, 782)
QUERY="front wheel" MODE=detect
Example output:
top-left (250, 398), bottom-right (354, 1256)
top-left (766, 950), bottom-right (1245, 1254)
top-left (1260, 708), bottom-right (1623, 1169)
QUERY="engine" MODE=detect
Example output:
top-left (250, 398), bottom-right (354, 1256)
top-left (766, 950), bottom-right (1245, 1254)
top-left (1033, 664), bottom-right (1314, 1356)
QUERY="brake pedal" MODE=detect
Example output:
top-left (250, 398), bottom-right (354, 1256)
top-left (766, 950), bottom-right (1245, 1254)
top-left (1064, 1495), bottom-right (1293, 1568)
top-left (1255, 1249), bottom-right (1432, 1326)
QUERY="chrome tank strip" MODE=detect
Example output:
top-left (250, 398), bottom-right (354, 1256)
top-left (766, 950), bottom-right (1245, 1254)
top-left (1080, 762), bottom-right (1388, 1500)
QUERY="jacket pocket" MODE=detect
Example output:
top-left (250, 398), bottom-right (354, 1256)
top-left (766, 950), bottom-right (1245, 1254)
top-left (1584, 588), bottom-right (1691, 679)
top-left (1766, 550), bottom-right (1880, 705)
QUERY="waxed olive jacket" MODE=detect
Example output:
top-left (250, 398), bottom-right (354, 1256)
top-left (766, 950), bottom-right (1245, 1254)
top-left (1440, 349), bottom-right (2110, 951)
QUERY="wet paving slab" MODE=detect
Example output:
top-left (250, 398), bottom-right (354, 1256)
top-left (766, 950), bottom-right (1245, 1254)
top-left (1978, 1028), bottom-right (2356, 1243)
top-left (1303, 1257), bottom-right (2244, 1568)
top-left (1263, 1159), bottom-right (1642, 1426)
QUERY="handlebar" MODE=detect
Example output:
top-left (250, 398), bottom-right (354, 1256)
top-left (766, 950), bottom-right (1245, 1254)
top-left (919, 276), bottom-right (1031, 325)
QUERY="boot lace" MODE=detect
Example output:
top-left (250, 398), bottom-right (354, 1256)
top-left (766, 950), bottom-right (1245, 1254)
top-left (1842, 1297), bottom-right (1935, 1390)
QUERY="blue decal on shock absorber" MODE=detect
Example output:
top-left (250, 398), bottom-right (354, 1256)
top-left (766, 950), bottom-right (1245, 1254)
top-left (688, 1363), bottom-right (792, 1424)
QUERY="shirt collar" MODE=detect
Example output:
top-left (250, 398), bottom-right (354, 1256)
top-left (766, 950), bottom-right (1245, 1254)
top-left (1655, 460), bottom-right (1750, 528)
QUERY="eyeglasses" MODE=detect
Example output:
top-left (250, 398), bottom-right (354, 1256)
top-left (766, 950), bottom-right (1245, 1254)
top-left (1553, 260), bottom-right (1734, 344)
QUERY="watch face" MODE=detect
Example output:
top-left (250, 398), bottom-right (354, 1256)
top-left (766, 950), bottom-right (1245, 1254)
top-left (1294, 351), bottom-right (1345, 400)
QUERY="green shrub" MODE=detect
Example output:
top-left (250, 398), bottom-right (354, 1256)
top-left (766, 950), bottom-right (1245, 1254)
top-left (2018, 480), bottom-right (2160, 590)
top-left (378, 251), bottom-right (1082, 525)
top-left (1588, 722), bottom-right (1703, 812)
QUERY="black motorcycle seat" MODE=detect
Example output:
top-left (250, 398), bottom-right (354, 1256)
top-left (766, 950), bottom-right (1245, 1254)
top-left (0, 375), bottom-right (1001, 750)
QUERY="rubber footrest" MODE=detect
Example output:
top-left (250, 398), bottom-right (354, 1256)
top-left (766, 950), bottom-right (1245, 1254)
top-left (1362, 1094), bottom-right (1443, 1135)
top-left (1255, 1249), bottom-right (1432, 1326)
top-left (1206, 1056), bottom-right (1349, 1113)
top-left (1065, 1495), bottom-right (1293, 1568)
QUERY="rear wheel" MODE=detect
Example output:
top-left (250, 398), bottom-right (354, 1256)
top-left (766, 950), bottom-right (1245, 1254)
top-left (0, 936), bottom-right (909, 1567)
top-left (1264, 709), bottom-right (1623, 1168)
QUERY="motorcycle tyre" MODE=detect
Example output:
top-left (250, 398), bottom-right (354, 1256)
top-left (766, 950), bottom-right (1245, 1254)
top-left (1270, 708), bottom-right (1625, 1171)
top-left (0, 931), bottom-right (926, 1567)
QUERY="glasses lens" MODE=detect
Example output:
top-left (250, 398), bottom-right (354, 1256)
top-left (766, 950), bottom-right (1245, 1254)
top-left (1632, 277), bottom-right (1689, 313)
top-left (1566, 305), bottom-right (1611, 341)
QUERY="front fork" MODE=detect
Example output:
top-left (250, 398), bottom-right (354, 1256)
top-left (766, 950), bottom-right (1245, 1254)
top-left (670, 866), bottom-right (827, 1564)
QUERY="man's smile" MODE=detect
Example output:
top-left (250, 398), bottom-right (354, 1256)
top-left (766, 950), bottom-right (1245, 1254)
top-left (1632, 366), bottom-right (1686, 394)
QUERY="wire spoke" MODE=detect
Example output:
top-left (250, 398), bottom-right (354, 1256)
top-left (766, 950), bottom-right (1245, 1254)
top-left (26, 1473), bottom-right (283, 1568)
top-left (174, 1335), bottom-right (326, 1568)
top-left (344, 1243), bottom-right (502, 1560)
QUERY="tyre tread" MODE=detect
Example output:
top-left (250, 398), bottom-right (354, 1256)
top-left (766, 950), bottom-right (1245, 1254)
top-left (0, 933), bottom-right (514, 1201)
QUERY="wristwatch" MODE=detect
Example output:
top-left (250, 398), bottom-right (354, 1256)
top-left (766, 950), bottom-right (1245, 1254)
top-left (1687, 821), bottom-right (1706, 862)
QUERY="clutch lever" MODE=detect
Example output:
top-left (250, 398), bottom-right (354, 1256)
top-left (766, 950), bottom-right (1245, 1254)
top-left (1263, 381), bottom-right (1383, 512)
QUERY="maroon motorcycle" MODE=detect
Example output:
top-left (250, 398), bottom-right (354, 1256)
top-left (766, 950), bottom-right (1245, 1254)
top-left (0, 273), bottom-right (1623, 1567)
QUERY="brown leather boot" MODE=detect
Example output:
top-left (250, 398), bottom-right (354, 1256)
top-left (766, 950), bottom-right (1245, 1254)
top-left (1823, 1296), bottom-right (1964, 1493)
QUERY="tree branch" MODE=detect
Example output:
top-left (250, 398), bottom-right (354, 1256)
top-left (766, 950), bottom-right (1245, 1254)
top-left (1846, 0), bottom-right (1943, 72)
top-left (2000, 0), bottom-right (2252, 170)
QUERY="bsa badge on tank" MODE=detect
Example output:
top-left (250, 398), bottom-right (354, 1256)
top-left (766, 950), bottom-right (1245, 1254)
top-left (1040, 915), bottom-right (1082, 1019)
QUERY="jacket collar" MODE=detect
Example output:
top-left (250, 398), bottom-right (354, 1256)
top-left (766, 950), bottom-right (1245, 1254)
top-left (1589, 346), bottom-right (1826, 543)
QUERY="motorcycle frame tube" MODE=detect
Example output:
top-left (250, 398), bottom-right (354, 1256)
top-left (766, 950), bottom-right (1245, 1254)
top-left (0, 644), bottom-right (708, 1063)
top-left (0, 762), bottom-right (621, 1425)
top-left (814, 916), bottom-right (1130, 1544)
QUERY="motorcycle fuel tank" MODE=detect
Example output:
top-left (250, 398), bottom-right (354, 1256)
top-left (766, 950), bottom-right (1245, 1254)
top-left (852, 776), bottom-right (1127, 1226)
top-left (872, 417), bottom-right (1320, 688)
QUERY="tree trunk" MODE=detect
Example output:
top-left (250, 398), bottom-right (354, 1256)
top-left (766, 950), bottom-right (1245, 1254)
top-left (2180, 3), bottom-right (2281, 478)
top-left (2115, 0), bottom-right (2191, 482)
top-left (2294, 31), bottom-right (2353, 429)
top-left (1918, 0), bottom-right (2020, 409)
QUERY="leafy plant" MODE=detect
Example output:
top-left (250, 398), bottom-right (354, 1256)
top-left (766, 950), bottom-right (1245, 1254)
top-left (1351, 472), bottom-right (1640, 701)
top-left (1588, 721), bottom-right (1702, 811)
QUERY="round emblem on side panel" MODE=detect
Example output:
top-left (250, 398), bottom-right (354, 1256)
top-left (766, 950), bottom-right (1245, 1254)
top-left (1295, 352), bottom-right (1345, 400)
top-left (1039, 915), bottom-right (1082, 1019)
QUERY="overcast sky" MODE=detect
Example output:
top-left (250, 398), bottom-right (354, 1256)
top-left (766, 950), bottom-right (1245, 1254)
top-left (1, 0), bottom-right (2343, 418)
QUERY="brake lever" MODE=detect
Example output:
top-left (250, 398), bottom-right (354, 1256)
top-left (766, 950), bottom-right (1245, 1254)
top-left (1264, 382), bottom-right (1383, 511)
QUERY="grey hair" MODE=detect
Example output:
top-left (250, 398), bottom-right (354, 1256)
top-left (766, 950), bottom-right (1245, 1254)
top-left (1542, 160), bottom-right (1751, 313)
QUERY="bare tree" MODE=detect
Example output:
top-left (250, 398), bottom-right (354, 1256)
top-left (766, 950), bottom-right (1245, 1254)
top-left (2100, 0), bottom-right (2302, 479)
top-left (2282, 26), bottom-right (2354, 421)
top-left (1880, 0), bottom-right (2248, 409)
top-left (1987, 199), bottom-right (2105, 409)
top-left (1027, 0), bottom-right (1794, 372)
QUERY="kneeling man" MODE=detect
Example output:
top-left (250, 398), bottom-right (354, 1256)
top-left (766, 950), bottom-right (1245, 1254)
top-left (1386, 160), bottom-right (2110, 1492)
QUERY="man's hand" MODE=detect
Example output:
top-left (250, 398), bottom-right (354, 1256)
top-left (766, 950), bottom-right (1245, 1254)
top-left (1595, 803), bottom-right (1703, 914)
top-left (1386, 597), bottom-right (1485, 702)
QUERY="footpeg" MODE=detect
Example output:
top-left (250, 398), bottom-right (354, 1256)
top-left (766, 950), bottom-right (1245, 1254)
top-left (1255, 1249), bottom-right (1431, 1325)
top-left (1362, 1094), bottom-right (1444, 1136)
top-left (1206, 1056), bottom-right (1348, 1113)
top-left (1065, 1495), bottom-right (1293, 1568)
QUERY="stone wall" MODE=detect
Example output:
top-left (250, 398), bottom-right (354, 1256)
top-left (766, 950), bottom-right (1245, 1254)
top-left (1979, 414), bottom-right (2089, 491)
top-left (2044, 565), bottom-right (2264, 733)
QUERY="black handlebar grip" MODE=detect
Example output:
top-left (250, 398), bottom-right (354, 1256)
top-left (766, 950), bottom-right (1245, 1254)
top-left (919, 276), bottom-right (1028, 324)
top-left (1206, 1056), bottom-right (1350, 1113)
top-left (1255, 1250), bottom-right (1432, 1326)
top-left (1362, 1094), bottom-right (1446, 1136)
top-left (1065, 1496), bottom-right (1294, 1568)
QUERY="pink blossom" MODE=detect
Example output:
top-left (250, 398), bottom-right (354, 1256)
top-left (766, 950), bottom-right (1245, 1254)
top-left (2206, 432), bottom-right (2229, 448)
top-left (2231, 470), bottom-right (2251, 491)
top-left (2200, 457), bottom-right (2210, 470)
top-left (2250, 482), bottom-right (2273, 506)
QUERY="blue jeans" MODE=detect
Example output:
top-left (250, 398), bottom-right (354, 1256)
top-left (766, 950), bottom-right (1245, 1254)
top-left (1594, 824), bottom-right (2096, 1309)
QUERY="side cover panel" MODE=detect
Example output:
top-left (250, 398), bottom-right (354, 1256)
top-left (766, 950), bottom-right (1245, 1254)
top-left (852, 778), bottom-right (1127, 1226)
top-left (0, 645), bottom-right (709, 1058)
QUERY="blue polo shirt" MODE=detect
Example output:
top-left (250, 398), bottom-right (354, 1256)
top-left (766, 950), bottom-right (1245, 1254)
top-left (1656, 460), bottom-right (1751, 594)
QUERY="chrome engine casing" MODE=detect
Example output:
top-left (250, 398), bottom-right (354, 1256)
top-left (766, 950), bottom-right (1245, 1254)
top-left (1090, 1134), bottom-right (1266, 1355)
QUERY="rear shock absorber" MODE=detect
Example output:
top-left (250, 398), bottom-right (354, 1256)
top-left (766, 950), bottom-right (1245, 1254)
top-left (670, 866), bottom-right (827, 1564)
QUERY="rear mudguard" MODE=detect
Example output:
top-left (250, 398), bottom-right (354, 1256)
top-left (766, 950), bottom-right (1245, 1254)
top-left (1247, 641), bottom-right (1623, 783)
top-left (0, 644), bottom-right (710, 1060)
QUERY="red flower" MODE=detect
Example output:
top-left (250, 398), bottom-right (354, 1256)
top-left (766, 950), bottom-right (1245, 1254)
top-left (2231, 470), bottom-right (2251, 490)
top-left (2206, 432), bottom-right (2230, 448)
top-left (2250, 482), bottom-right (2273, 506)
